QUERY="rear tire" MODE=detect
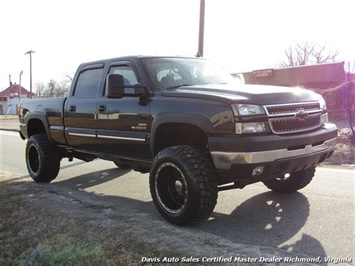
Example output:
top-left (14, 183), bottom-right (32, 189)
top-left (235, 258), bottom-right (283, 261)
top-left (25, 134), bottom-right (61, 183)
top-left (263, 167), bottom-right (315, 193)
top-left (150, 145), bottom-right (218, 225)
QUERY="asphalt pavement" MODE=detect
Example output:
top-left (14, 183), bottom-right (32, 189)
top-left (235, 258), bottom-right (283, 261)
top-left (0, 115), bottom-right (20, 131)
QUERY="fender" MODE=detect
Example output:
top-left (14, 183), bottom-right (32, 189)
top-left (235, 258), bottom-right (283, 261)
top-left (150, 112), bottom-right (215, 155)
top-left (23, 112), bottom-right (53, 144)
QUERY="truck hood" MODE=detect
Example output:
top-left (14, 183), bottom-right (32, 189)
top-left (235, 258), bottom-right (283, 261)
top-left (162, 84), bottom-right (321, 105)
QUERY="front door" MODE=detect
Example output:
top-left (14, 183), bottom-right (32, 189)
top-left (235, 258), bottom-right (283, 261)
top-left (95, 62), bottom-right (152, 159)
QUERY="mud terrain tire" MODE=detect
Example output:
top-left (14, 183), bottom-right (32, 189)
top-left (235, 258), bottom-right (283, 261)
top-left (26, 134), bottom-right (60, 183)
top-left (263, 167), bottom-right (316, 193)
top-left (150, 145), bottom-right (218, 225)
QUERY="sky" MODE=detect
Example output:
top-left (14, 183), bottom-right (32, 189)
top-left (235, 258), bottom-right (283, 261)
top-left (0, 0), bottom-right (354, 91)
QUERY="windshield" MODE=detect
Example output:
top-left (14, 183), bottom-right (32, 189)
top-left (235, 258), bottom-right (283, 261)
top-left (141, 57), bottom-right (238, 91)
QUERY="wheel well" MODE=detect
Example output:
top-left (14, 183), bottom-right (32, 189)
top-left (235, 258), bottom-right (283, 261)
top-left (153, 123), bottom-right (208, 155)
top-left (27, 119), bottom-right (47, 137)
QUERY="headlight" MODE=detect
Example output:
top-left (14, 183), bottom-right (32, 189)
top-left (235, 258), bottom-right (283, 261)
top-left (232, 104), bottom-right (265, 116)
top-left (319, 97), bottom-right (327, 111)
top-left (318, 97), bottom-right (328, 125)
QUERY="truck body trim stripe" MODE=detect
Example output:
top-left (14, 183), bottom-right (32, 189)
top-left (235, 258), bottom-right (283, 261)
top-left (97, 134), bottom-right (146, 142)
top-left (68, 132), bottom-right (96, 138)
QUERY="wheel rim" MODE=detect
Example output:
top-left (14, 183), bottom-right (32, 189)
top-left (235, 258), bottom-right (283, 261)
top-left (275, 173), bottom-right (291, 181)
top-left (155, 162), bottom-right (188, 214)
top-left (28, 144), bottom-right (40, 174)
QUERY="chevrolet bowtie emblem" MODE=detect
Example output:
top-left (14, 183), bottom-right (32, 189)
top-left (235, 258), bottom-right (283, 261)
top-left (295, 108), bottom-right (309, 119)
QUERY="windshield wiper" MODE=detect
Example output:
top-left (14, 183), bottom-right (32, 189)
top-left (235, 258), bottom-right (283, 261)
top-left (164, 84), bottom-right (197, 90)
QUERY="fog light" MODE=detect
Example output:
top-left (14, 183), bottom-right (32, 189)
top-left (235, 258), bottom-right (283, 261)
top-left (235, 122), bottom-right (269, 134)
top-left (252, 166), bottom-right (265, 176)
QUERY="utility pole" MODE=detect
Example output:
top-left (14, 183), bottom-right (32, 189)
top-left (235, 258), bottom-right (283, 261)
top-left (25, 50), bottom-right (35, 99)
top-left (19, 70), bottom-right (23, 100)
top-left (198, 0), bottom-right (205, 57)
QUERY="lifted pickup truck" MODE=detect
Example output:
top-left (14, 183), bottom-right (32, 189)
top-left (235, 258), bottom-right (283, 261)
top-left (19, 56), bottom-right (337, 225)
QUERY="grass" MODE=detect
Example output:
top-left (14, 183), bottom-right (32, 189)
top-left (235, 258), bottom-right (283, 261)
top-left (37, 239), bottom-right (109, 265)
top-left (0, 182), bottom-right (26, 266)
top-left (0, 176), bottom-right (180, 266)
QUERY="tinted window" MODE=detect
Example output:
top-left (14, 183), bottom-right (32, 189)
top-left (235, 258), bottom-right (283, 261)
top-left (109, 65), bottom-right (139, 85)
top-left (74, 68), bottom-right (104, 97)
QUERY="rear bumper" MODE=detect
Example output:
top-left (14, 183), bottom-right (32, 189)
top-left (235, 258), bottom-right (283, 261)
top-left (208, 123), bottom-right (337, 185)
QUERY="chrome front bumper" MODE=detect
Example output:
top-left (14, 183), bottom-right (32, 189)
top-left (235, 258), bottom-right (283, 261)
top-left (210, 137), bottom-right (337, 170)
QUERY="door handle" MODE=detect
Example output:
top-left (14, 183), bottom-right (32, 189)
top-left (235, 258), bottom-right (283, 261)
top-left (98, 105), bottom-right (107, 112)
top-left (69, 105), bottom-right (76, 112)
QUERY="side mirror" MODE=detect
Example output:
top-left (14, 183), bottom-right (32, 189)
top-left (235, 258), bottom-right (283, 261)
top-left (106, 74), bottom-right (145, 99)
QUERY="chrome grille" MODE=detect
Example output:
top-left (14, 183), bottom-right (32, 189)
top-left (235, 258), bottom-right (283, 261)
top-left (265, 102), bottom-right (320, 116)
top-left (265, 102), bottom-right (322, 134)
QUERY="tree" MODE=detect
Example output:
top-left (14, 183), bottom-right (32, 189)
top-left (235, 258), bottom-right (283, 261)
top-left (33, 73), bottom-right (73, 98)
top-left (278, 41), bottom-right (340, 67)
top-left (47, 79), bottom-right (57, 97)
top-left (34, 81), bottom-right (45, 97)
top-left (344, 82), bottom-right (355, 144)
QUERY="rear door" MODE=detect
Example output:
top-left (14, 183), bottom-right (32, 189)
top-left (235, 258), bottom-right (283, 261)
top-left (64, 64), bottom-right (105, 150)
top-left (95, 62), bottom-right (152, 159)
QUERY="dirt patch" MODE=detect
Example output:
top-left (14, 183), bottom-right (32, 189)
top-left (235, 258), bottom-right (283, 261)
top-left (322, 126), bottom-right (355, 166)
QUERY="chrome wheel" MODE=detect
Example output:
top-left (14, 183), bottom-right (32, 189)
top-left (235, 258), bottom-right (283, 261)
top-left (27, 144), bottom-right (40, 175)
top-left (155, 162), bottom-right (188, 214)
top-left (149, 145), bottom-right (218, 225)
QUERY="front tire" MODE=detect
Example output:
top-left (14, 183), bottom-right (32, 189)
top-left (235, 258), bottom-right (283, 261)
top-left (150, 146), bottom-right (218, 225)
top-left (25, 134), bottom-right (61, 183)
top-left (263, 167), bottom-right (315, 193)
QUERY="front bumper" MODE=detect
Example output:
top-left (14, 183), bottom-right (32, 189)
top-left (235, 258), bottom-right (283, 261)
top-left (211, 137), bottom-right (336, 169)
top-left (208, 123), bottom-right (337, 185)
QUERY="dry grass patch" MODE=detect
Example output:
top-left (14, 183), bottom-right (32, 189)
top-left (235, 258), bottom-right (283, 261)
top-left (0, 181), bottom-right (28, 265)
top-left (0, 177), bottom-right (180, 266)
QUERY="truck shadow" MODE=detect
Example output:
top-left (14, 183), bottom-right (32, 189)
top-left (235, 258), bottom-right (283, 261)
top-left (195, 191), bottom-right (327, 258)
top-left (55, 167), bottom-right (131, 190)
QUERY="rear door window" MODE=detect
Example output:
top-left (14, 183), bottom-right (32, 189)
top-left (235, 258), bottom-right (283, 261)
top-left (74, 68), bottom-right (104, 97)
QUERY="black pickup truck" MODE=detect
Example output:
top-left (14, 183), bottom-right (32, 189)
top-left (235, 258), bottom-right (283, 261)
top-left (19, 56), bottom-right (337, 225)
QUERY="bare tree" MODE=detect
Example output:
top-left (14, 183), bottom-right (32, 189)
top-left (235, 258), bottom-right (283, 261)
top-left (61, 73), bottom-right (73, 96)
top-left (278, 41), bottom-right (340, 67)
top-left (46, 79), bottom-right (57, 97)
top-left (34, 81), bottom-right (45, 97)
top-left (344, 82), bottom-right (355, 144)
top-left (41, 77), bottom-right (71, 97)
top-left (54, 80), bottom-right (70, 97)
top-left (63, 72), bottom-right (74, 82)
